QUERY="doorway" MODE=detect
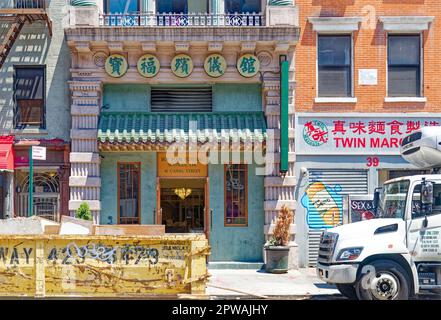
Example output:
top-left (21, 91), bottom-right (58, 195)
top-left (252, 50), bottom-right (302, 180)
top-left (158, 178), bottom-right (208, 233)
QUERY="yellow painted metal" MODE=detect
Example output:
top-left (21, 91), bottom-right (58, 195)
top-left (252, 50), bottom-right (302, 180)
top-left (0, 234), bottom-right (209, 298)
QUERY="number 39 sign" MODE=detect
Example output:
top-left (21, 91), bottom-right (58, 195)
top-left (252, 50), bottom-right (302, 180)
top-left (366, 156), bottom-right (379, 167)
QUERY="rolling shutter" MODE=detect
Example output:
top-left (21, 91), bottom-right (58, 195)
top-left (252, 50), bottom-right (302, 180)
top-left (151, 86), bottom-right (212, 112)
top-left (307, 169), bottom-right (369, 266)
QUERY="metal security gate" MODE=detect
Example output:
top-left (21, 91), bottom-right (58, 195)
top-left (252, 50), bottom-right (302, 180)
top-left (306, 169), bottom-right (369, 266)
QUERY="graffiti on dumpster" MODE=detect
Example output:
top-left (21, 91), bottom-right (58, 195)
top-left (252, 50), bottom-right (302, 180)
top-left (0, 247), bottom-right (33, 265)
top-left (46, 242), bottom-right (163, 265)
top-left (48, 243), bottom-right (117, 265)
top-left (120, 245), bottom-right (159, 265)
top-left (301, 181), bottom-right (343, 229)
top-left (0, 241), bottom-right (190, 267)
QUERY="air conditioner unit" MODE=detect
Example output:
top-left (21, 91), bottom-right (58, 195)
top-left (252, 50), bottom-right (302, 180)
top-left (400, 127), bottom-right (441, 169)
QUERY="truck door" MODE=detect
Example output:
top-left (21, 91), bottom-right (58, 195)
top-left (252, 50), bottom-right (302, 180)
top-left (407, 181), bottom-right (441, 262)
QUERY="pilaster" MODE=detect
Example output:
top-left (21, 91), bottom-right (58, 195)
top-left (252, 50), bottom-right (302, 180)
top-left (68, 81), bottom-right (102, 224)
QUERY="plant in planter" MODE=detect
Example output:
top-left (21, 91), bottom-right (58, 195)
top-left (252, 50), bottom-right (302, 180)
top-left (264, 205), bottom-right (294, 273)
top-left (75, 202), bottom-right (92, 221)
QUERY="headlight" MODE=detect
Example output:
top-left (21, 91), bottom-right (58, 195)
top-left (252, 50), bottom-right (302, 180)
top-left (337, 247), bottom-right (363, 261)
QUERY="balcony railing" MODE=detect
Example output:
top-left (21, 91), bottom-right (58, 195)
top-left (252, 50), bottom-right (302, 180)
top-left (100, 12), bottom-right (264, 27)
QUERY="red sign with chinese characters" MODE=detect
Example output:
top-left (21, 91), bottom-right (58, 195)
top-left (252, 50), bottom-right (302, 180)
top-left (296, 114), bottom-right (441, 155)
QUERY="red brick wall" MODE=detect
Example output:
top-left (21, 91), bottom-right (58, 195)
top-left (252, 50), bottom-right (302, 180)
top-left (295, 0), bottom-right (441, 113)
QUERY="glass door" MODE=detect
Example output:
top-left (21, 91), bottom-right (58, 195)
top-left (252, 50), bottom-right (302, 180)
top-left (159, 178), bottom-right (205, 233)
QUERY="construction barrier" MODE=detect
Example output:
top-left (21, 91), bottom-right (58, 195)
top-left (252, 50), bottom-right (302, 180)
top-left (0, 234), bottom-right (210, 298)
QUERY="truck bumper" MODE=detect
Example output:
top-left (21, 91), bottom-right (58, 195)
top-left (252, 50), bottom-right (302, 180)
top-left (317, 263), bottom-right (358, 284)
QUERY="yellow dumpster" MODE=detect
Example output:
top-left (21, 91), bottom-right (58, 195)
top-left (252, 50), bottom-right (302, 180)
top-left (0, 234), bottom-right (209, 298)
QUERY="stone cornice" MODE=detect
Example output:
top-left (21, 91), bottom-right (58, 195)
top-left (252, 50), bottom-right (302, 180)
top-left (65, 26), bottom-right (300, 44)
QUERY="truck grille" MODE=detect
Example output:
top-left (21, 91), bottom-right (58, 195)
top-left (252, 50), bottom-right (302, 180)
top-left (317, 232), bottom-right (338, 264)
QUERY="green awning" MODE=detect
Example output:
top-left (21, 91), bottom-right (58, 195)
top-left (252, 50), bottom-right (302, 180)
top-left (98, 112), bottom-right (267, 145)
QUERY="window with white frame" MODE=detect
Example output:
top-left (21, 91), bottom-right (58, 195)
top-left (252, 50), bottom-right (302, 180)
top-left (387, 34), bottom-right (422, 97)
top-left (317, 35), bottom-right (352, 97)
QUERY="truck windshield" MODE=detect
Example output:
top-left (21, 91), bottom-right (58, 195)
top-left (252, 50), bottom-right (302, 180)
top-left (377, 180), bottom-right (410, 219)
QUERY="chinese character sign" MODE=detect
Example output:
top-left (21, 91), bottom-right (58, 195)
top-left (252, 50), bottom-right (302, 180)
top-left (204, 54), bottom-right (227, 78)
top-left (105, 54), bottom-right (128, 78)
top-left (237, 54), bottom-right (260, 78)
top-left (137, 54), bottom-right (160, 78)
top-left (296, 115), bottom-right (441, 155)
top-left (171, 54), bottom-right (193, 78)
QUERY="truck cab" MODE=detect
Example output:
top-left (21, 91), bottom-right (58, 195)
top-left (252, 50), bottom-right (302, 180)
top-left (317, 128), bottom-right (441, 300)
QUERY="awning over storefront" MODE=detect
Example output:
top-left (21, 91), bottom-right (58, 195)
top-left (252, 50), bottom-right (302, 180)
top-left (0, 136), bottom-right (14, 171)
top-left (98, 112), bottom-right (267, 147)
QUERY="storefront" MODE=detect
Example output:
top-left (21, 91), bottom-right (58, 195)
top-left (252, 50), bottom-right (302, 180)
top-left (0, 136), bottom-right (15, 219)
top-left (295, 113), bottom-right (441, 267)
top-left (98, 112), bottom-right (267, 263)
top-left (13, 139), bottom-right (70, 221)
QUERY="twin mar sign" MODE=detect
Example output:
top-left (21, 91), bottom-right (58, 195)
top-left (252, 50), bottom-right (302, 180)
top-left (295, 113), bottom-right (441, 155)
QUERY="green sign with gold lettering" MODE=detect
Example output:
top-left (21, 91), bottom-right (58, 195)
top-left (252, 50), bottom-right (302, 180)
top-left (105, 54), bottom-right (128, 78)
top-left (137, 54), bottom-right (160, 78)
top-left (237, 54), bottom-right (260, 78)
top-left (204, 54), bottom-right (227, 78)
top-left (171, 54), bottom-right (193, 78)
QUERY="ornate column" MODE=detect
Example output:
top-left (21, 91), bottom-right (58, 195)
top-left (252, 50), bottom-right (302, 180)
top-left (68, 81), bottom-right (102, 224)
top-left (262, 61), bottom-right (297, 268)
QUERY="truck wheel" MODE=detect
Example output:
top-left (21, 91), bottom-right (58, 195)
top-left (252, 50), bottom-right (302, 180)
top-left (336, 284), bottom-right (358, 300)
top-left (355, 260), bottom-right (411, 300)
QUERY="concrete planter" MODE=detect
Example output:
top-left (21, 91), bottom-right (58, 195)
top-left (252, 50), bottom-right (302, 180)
top-left (264, 246), bottom-right (290, 273)
top-left (266, 5), bottom-right (299, 26)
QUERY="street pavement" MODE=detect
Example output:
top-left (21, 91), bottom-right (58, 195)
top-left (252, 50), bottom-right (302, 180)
top-left (207, 268), bottom-right (342, 300)
top-left (207, 268), bottom-right (441, 300)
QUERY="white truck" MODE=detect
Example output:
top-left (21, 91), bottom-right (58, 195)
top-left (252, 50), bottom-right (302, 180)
top-left (317, 127), bottom-right (441, 300)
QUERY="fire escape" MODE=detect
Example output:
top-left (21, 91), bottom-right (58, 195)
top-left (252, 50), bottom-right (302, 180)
top-left (0, 0), bottom-right (52, 70)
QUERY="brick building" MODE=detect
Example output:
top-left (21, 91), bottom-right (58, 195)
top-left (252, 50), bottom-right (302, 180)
top-left (0, 0), bottom-right (70, 221)
top-left (294, 1), bottom-right (441, 267)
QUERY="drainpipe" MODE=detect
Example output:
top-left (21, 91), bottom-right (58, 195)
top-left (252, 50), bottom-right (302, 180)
top-left (279, 55), bottom-right (289, 175)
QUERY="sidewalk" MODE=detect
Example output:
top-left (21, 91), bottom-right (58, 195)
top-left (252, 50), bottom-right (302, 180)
top-left (207, 268), bottom-right (341, 299)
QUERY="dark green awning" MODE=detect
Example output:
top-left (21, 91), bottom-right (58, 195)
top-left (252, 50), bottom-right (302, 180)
top-left (98, 112), bottom-right (267, 144)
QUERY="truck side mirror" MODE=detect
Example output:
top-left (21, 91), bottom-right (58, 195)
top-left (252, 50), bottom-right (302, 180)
top-left (421, 181), bottom-right (434, 205)
top-left (373, 189), bottom-right (381, 216)
top-left (420, 179), bottom-right (434, 219)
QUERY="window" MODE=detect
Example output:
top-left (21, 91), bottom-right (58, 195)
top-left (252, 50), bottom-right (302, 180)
top-left (14, 0), bottom-right (44, 8)
top-left (157, 0), bottom-right (187, 14)
top-left (104, 0), bottom-right (139, 13)
top-left (377, 180), bottom-right (410, 219)
top-left (224, 164), bottom-right (247, 226)
top-left (388, 35), bottom-right (421, 97)
top-left (151, 86), bottom-right (212, 112)
top-left (317, 35), bottom-right (352, 97)
top-left (411, 183), bottom-right (441, 219)
top-left (225, 0), bottom-right (261, 13)
top-left (14, 65), bottom-right (45, 129)
top-left (118, 163), bottom-right (140, 224)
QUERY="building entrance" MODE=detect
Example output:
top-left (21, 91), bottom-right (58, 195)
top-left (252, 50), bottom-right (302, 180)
top-left (158, 178), bottom-right (207, 233)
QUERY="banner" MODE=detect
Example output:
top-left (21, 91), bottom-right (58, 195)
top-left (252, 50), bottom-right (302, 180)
top-left (296, 113), bottom-right (441, 155)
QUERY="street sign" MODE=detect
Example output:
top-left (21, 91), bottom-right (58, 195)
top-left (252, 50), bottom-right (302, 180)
top-left (32, 146), bottom-right (46, 161)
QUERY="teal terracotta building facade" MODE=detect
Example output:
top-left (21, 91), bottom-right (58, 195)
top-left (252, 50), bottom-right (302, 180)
top-left (65, 0), bottom-right (299, 266)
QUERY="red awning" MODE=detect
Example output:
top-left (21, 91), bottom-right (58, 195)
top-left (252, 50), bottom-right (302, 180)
top-left (0, 136), bottom-right (14, 171)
